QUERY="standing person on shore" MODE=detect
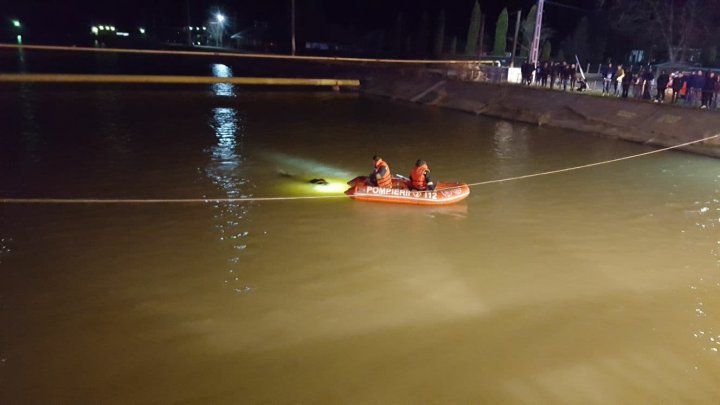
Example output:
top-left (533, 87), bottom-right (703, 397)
top-left (642, 68), bottom-right (654, 100)
top-left (521, 61), bottom-right (532, 85)
top-left (621, 68), bottom-right (632, 98)
top-left (561, 61), bottom-right (570, 90)
top-left (557, 62), bottom-right (564, 89)
top-left (613, 64), bottom-right (624, 96)
top-left (540, 62), bottom-right (549, 87)
top-left (569, 64), bottom-right (577, 91)
top-left (686, 71), bottom-right (698, 106)
top-left (701, 72), bottom-right (715, 109)
top-left (713, 75), bottom-right (720, 109)
top-left (691, 70), bottom-right (705, 108)
top-left (655, 70), bottom-right (670, 103)
top-left (529, 63), bottom-right (536, 85)
top-left (549, 62), bottom-right (557, 89)
top-left (527, 62), bottom-right (535, 85)
top-left (671, 72), bottom-right (684, 103)
top-left (633, 68), bottom-right (644, 98)
top-left (601, 62), bottom-right (613, 95)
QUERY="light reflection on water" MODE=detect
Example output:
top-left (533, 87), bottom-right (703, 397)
top-left (16, 49), bottom-right (42, 163)
top-left (205, 103), bottom-right (254, 294)
top-left (211, 63), bottom-right (235, 97)
top-left (206, 62), bottom-right (254, 293)
top-left (0, 237), bottom-right (12, 264)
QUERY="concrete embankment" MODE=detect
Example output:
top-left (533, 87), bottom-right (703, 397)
top-left (362, 72), bottom-right (720, 158)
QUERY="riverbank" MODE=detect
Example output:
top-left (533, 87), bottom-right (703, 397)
top-left (362, 71), bottom-right (720, 158)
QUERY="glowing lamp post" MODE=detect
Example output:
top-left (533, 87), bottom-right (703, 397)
top-left (210, 13), bottom-right (226, 47)
top-left (11, 19), bottom-right (22, 44)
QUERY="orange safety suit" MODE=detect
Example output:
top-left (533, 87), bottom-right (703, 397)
top-left (373, 159), bottom-right (392, 188)
top-left (410, 163), bottom-right (431, 190)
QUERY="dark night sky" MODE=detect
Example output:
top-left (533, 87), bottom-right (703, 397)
top-left (3, 0), bottom-right (596, 44)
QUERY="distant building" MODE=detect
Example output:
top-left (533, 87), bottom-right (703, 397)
top-left (305, 42), bottom-right (344, 52)
top-left (153, 25), bottom-right (209, 46)
top-left (90, 24), bottom-right (150, 47)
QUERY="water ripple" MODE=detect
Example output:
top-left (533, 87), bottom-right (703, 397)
top-left (688, 191), bottom-right (720, 358)
top-left (0, 237), bottom-right (13, 264)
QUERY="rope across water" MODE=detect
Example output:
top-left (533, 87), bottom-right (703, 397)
top-left (1, 135), bottom-right (717, 205)
top-left (465, 134), bottom-right (720, 187)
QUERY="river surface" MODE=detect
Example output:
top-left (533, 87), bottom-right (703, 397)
top-left (1, 68), bottom-right (720, 403)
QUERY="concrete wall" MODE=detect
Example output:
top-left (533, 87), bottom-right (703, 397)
top-left (361, 72), bottom-right (720, 158)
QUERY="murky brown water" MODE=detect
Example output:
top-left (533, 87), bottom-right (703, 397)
top-left (1, 76), bottom-right (719, 403)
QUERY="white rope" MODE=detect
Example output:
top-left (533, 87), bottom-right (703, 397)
top-left (1, 134), bottom-right (717, 205)
top-left (466, 134), bottom-right (720, 187)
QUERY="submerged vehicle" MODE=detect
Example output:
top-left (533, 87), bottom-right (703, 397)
top-left (345, 176), bottom-right (470, 206)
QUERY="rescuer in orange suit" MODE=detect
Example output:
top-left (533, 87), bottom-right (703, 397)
top-left (370, 155), bottom-right (393, 188)
top-left (410, 159), bottom-right (435, 191)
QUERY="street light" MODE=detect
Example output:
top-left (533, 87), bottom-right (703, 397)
top-left (12, 19), bottom-right (21, 28)
top-left (91, 26), bottom-right (99, 35)
top-left (139, 27), bottom-right (146, 34)
top-left (211, 13), bottom-right (226, 47)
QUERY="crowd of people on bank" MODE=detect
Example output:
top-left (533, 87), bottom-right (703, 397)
top-left (519, 61), bottom-right (720, 110)
top-left (520, 61), bottom-right (585, 91)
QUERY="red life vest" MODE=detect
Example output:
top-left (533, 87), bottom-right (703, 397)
top-left (410, 163), bottom-right (430, 190)
top-left (374, 159), bottom-right (392, 188)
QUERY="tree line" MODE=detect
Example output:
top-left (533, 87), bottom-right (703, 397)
top-left (387, 2), bottom-right (556, 60)
top-left (387, 0), bottom-right (720, 66)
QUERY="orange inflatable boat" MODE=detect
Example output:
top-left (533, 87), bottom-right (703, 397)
top-left (345, 176), bottom-right (470, 205)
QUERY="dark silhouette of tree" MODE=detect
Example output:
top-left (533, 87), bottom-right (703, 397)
top-left (702, 45), bottom-right (717, 66)
top-left (493, 8), bottom-right (509, 56)
top-left (416, 10), bottom-right (430, 55)
top-left (587, 8), bottom-right (609, 63)
top-left (609, 0), bottom-right (719, 62)
top-left (433, 9), bottom-right (445, 57)
top-left (392, 12), bottom-right (404, 52)
top-left (561, 17), bottom-right (589, 61)
top-left (404, 34), bottom-right (413, 55)
top-left (464, 1), bottom-right (481, 56)
top-left (541, 40), bottom-right (552, 60)
top-left (520, 4), bottom-right (536, 57)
